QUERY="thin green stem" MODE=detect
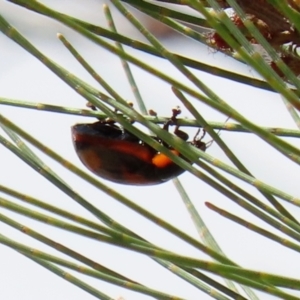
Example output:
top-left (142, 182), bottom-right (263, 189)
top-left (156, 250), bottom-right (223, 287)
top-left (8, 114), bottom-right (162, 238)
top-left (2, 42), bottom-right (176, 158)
top-left (0, 233), bottom-right (184, 300)
top-left (103, 4), bottom-right (147, 114)
top-left (0, 209), bottom-right (295, 299)
top-left (206, 202), bottom-right (300, 254)
top-left (1, 97), bottom-right (300, 137)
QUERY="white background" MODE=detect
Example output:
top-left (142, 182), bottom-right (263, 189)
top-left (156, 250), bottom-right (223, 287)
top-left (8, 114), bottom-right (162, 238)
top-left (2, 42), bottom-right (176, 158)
top-left (1, 1), bottom-right (300, 299)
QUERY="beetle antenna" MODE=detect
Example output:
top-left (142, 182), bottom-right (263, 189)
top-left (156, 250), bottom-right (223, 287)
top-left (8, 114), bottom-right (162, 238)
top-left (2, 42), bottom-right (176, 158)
top-left (204, 116), bottom-right (231, 148)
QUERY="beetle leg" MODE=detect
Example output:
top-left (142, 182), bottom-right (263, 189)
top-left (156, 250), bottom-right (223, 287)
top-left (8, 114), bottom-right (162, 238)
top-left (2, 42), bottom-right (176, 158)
top-left (86, 102), bottom-right (97, 111)
top-left (192, 129), bottom-right (207, 151)
top-left (171, 107), bottom-right (190, 141)
top-left (162, 107), bottom-right (189, 142)
top-left (194, 128), bottom-right (206, 141)
top-left (173, 125), bottom-right (189, 141)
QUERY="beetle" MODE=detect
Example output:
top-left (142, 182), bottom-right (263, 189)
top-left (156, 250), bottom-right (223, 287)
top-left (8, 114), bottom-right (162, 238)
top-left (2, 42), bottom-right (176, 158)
top-left (71, 107), bottom-right (207, 185)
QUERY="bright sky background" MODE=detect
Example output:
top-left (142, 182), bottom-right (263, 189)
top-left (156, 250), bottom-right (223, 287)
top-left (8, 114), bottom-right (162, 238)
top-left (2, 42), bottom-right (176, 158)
top-left (1, 1), bottom-right (300, 299)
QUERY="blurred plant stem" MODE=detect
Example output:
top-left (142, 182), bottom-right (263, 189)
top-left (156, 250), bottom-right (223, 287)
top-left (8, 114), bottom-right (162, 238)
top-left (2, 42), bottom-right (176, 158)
top-left (1, 1), bottom-right (300, 300)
